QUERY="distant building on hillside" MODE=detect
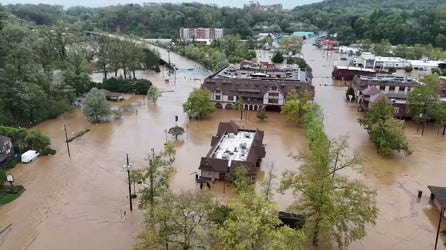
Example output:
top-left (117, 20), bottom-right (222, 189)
top-left (179, 27), bottom-right (224, 42)
top-left (243, 1), bottom-right (283, 12)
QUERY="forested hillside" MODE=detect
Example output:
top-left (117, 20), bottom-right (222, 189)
top-left (2, 1), bottom-right (446, 49)
top-left (298, 0), bottom-right (446, 11)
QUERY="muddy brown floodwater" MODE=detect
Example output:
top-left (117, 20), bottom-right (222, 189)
top-left (0, 40), bottom-right (446, 250)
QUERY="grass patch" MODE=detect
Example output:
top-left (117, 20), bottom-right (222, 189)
top-left (0, 185), bottom-right (25, 206)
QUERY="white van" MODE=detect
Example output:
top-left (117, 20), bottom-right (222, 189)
top-left (21, 150), bottom-right (40, 163)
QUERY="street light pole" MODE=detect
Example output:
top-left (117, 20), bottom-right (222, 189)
top-left (123, 154), bottom-right (133, 211)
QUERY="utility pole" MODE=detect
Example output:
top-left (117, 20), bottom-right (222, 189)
top-left (64, 124), bottom-right (71, 157)
top-left (124, 154), bottom-right (133, 211)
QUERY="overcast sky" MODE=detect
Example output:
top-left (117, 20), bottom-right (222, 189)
top-left (1, 0), bottom-right (322, 10)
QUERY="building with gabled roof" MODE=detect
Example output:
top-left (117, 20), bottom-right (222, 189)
top-left (198, 121), bottom-right (265, 181)
top-left (353, 75), bottom-right (420, 118)
top-left (0, 135), bottom-right (12, 167)
top-left (201, 65), bottom-right (314, 111)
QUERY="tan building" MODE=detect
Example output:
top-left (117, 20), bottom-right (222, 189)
top-left (353, 75), bottom-right (420, 118)
top-left (201, 65), bottom-right (314, 111)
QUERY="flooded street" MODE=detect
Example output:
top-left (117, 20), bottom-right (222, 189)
top-left (0, 40), bottom-right (446, 250)
top-left (305, 43), bottom-right (446, 249)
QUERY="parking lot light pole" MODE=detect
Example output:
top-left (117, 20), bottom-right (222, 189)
top-left (123, 154), bottom-right (133, 211)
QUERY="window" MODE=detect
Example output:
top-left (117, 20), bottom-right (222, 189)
top-left (393, 107), bottom-right (399, 114)
top-left (268, 98), bottom-right (279, 104)
top-left (215, 95), bottom-right (221, 100)
top-left (215, 90), bottom-right (221, 94)
top-left (228, 96), bottom-right (234, 101)
top-left (388, 86), bottom-right (395, 91)
top-left (271, 85), bottom-right (278, 91)
top-left (269, 92), bottom-right (279, 97)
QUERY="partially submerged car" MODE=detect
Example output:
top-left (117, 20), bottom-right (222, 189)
top-left (21, 150), bottom-right (40, 163)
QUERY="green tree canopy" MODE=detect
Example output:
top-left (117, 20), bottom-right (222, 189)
top-left (213, 167), bottom-right (304, 250)
top-left (434, 102), bottom-right (446, 136)
top-left (233, 98), bottom-right (245, 120)
top-left (256, 105), bottom-right (268, 121)
top-left (134, 191), bottom-right (215, 250)
top-left (133, 143), bottom-right (176, 211)
top-left (271, 51), bottom-right (284, 63)
top-left (280, 104), bottom-right (378, 249)
top-left (182, 88), bottom-right (216, 120)
top-left (168, 125), bottom-right (185, 140)
top-left (406, 74), bottom-right (440, 125)
top-left (359, 98), bottom-right (411, 156)
top-left (83, 88), bottom-right (111, 123)
top-left (147, 85), bottom-right (162, 104)
top-left (281, 90), bottom-right (312, 125)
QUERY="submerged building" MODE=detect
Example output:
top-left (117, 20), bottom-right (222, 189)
top-left (201, 64), bottom-right (314, 111)
top-left (353, 75), bottom-right (420, 118)
top-left (198, 121), bottom-right (266, 182)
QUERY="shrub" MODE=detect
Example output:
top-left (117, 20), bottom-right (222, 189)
top-left (0, 185), bottom-right (25, 205)
top-left (3, 158), bottom-right (19, 171)
top-left (100, 78), bottom-right (152, 94)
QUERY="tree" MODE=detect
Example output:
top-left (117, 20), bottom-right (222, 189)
top-left (168, 126), bottom-right (185, 140)
top-left (373, 39), bottom-right (391, 56)
top-left (64, 45), bottom-right (92, 96)
top-left (345, 86), bottom-right (355, 101)
top-left (233, 98), bottom-right (244, 120)
top-left (359, 98), bottom-right (411, 156)
top-left (406, 74), bottom-right (440, 135)
top-left (134, 191), bottom-right (215, 250)
top-left (280, 35), bottom-right (303, 55)
top-left (83, 88), bottom-right (111, 123)
top-left (435, 102), bottom-right (446, 135)
top-left (24, 130), bottom-right (54, 155)
top-left (132, 143), bottom-right (176, 211)
top-left (95, 36), bottom-right (112, 80)
top-left (256, 105), bottom-right (267, 121)
top-left (281, 90), bottom-right (312, 125)
top-left (147, 85), bottom-right (162, 104)
top-left (182, 88), bottom-right (216, 120)
top-left (213, 168), bottom-right (304, 250)
top-left (271, 51), bottom-right (284, 63)
top-left (388, 67), bottom-right (396, 73)
top-left (404, 65), bottom-right (413, 75)
top-left (280, 104), bottom-right (378, 249)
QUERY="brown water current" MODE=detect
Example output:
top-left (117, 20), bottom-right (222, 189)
top-left (0, 41), bottom-right (445, 250)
